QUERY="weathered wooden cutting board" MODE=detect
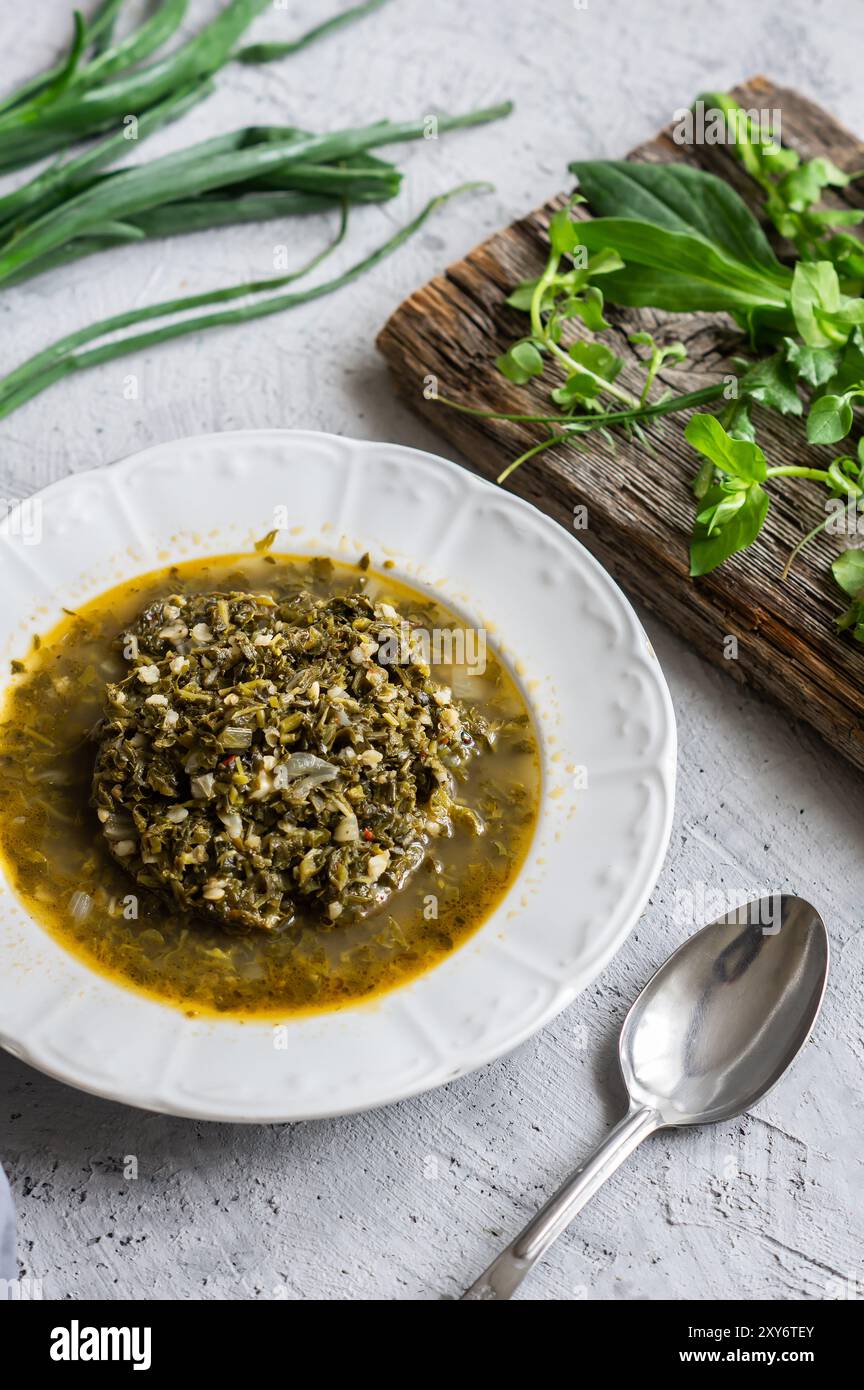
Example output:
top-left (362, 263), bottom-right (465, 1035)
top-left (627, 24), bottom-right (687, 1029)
top-left (377, 78), bottom-right (864, 772)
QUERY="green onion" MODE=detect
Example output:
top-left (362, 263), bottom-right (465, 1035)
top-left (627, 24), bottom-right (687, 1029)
top-left (0, 1), bottom-right (268, 170)
top-left (0, 82), bottom-right (212, 235)
top-left (0, 103), bottom-right (510, 288)
top-left (68, 0), bottom-right (189, 90)
top-left (0, 0), bottom-right (400, 171)
top-left (0, 0), bottom-right (125, 115)
top-left (0, 183), bottom-right (489, 420)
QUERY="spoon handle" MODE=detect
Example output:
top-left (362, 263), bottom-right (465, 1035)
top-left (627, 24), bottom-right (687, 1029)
top-left (461, 1105), bottom-right (662, 1300)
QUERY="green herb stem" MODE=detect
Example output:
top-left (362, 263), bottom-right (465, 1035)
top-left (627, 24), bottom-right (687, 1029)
top-left (236, 0), bottom-right (392, 63)
top-left (765, 466), bottom-right (833, 482)
top-left (498, 433), bottom-right (569, 483)
top-left (438, 381), bottom-right (727, 430)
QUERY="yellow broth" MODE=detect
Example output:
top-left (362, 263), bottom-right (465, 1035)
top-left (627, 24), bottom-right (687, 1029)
top-left (0, 554), bottom-right (540, 1017)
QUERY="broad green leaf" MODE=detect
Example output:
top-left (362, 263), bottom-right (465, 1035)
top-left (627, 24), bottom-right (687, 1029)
top-left (806, 393), bottom-right (853, 445)
top-left (576, 217), bottom-right (792, 320)
top-left (684, 413), bottom-right (767, 483)
top-left (832, 548), bottom-right (864, 597)
top-left (570, 159), bottom-right (785, 276)
top-left (690, 483), bottom-right (770, 575)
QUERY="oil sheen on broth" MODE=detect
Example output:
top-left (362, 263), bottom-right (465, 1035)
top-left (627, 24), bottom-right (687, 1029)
top-left (0, 554), bottom-right (540, 1017)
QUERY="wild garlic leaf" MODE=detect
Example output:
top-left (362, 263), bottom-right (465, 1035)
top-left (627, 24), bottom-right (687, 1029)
top-left (739, 352), bottom-right (802, 415)
top-left (690, 483), bottom-right (770, 576)
top-left (570, 159), bottom-right (784, 275)
top-left (806, 393), bottom-right (854, 445)
top-left (576, 217), bottom-right (792, 327)
top-left (684, 413), bottom-right (767, 483)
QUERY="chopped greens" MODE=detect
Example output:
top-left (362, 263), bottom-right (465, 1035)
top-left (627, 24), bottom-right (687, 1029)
top-left (93, 585), bottom-right (490, 932)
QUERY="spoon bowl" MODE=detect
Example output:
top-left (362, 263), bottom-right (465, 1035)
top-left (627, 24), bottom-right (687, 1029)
top-left (621, 894), bottom-right (829, 1126)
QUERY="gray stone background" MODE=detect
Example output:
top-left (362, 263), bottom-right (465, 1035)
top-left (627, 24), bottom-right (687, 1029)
top-left (1, 0), bottom-right (862, 1301)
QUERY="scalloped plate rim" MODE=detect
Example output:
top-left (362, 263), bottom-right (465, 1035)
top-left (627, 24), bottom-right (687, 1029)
top-left (0, 428), bottom-right (677, 1122)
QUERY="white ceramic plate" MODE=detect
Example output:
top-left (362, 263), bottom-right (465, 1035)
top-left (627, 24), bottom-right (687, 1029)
top-left (0, 430), bottom-right (675, 1122)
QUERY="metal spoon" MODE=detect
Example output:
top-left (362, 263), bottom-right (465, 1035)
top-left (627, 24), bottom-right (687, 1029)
top-left (462, 895), bottom-right (829, 1300)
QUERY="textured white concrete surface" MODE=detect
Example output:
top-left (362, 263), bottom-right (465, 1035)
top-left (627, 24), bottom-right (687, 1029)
top-left (1, 0), bottom-right (863, 1302)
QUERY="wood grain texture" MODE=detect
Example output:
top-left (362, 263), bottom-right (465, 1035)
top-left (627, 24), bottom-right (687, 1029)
top-left (378, 78), bottom-right (864, 770)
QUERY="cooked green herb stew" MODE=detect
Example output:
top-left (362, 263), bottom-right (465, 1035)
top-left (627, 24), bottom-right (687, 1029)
top-left (0, 554), bottom-right (540, 1016)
